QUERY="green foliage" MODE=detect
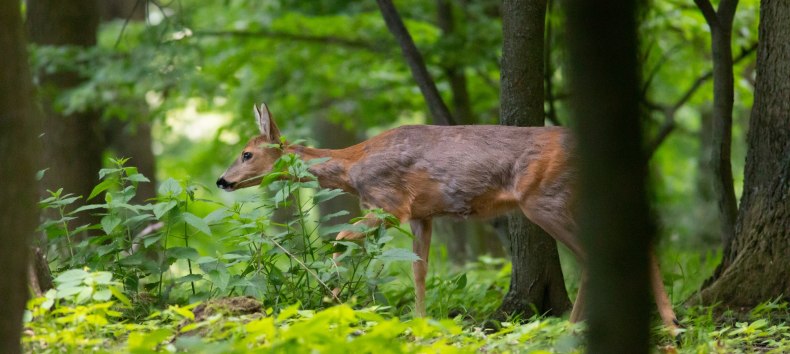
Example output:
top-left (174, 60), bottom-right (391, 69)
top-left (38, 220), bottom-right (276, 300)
top-left (38, 154), bottom-right (419, 311)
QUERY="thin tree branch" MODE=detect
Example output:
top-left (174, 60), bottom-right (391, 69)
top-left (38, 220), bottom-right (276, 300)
top-left (646, 42), bottom-right (757, 158)
top-left (113, 0), bottom-right (143, 49)
top-left (376, 0), bottom-right (455, 126)
top-left (694, 0), bottom-right (719, 29)
top-left (193, 29), bottom-right (384, 52)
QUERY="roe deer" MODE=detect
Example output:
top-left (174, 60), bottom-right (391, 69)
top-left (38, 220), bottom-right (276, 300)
top-left (217, 103), bottom-right (679, 335)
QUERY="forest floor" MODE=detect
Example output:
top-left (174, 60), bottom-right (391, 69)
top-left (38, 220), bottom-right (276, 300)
top-left (22, 255), bottom-right (790, 353)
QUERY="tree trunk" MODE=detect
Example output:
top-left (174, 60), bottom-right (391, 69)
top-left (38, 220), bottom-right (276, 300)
top-left (101, 0), bottom-right (157, 204)
top-left (376, 0), bottom-right (455, 126)
top-left (0, 0), bottom-right (40, 351)
top-left (497, 0), bottom-right (571, 318)
top-left (28, 0), bottom-right (103, 224)
top-left (434, 0), bottom-right (505, 265)
top-left (566, 0), bottom-right (654, 352)
top-left (694, 0), bottom-right (740, 252)
top-left (694, 0), bottom-right (790, 307)
top-left (311, 115), bottom-right (361, 227)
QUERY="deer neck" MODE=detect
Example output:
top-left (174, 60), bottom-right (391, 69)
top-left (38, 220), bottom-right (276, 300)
top-left (285, 145), bottom-right (357, 195)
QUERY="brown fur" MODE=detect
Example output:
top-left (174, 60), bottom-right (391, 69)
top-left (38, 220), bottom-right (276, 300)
top-left (218, 105), bottom-right (679, 336)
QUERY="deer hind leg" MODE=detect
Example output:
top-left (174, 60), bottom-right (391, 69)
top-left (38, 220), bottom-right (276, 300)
top-left (650, 250), bottom-right (680, 337)
top-left (518, 195), bottom-right (587, 320)
top-left (410, 218), bottom-right (433, 317)
top-left (331, 212), bottom-right (384, 298)
top-left (569, 271), bottom-right (588, 322)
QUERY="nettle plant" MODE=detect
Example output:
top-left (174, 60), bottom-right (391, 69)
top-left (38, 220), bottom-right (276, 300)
top-left (38, 154), bottom-right (417, 312)
top-left (205, 151), bottom-right (418, 309)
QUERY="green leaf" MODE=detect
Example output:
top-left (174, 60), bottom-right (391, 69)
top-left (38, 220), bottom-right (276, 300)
top-left (196, 256), bottom-right (217, 264)
top-left (176, 274), bottom-right (203, 284)
top-left (159, 178), bottom-right (182, 196)
top-left (101, 214), bottom-right (122, 234)
top-left (204, 208), bottom-right (233, 224)
top-left (183, 212), bottom-right (211, 235)
top-left (171, 306), bottom-right (195, 321)
top-left (88, 178), bottom-right (115, 201)
top-left (55, 269), bottom-right (89, 283)
top-left (319, 223), bottom-right (368, 237)
top-left (76, 286), bottom-right (93, 303)
top-left (126, 173), bottom-right (151, 183)
top-left (110, 286), bottom-right (132, 307)
top-left (36, 168), bottom-right (48, 181)
top-left (454, 273), bottom-right (467, 290)
top-left (378, 248), bottom-right (420, 263)
top-left (167, 246), bottom-right (200, 261)
top-left (98, 168), bottom-right (120, 180)
top-left (92, 289), bottom-right (112, 301)
top-left (320, 210), bottom-right (350, 223)
top-left (313, 188), bottom-right (344, 204)
top-left (71, 203), bottom-right (107, 214)
top-left (143, 234), bottom-right (163, 248)
top-left (153, 200), bottom-right (177, 219)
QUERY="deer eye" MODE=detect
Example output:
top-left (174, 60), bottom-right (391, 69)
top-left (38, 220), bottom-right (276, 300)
top-left (242, 152), bottom-right (253, 161)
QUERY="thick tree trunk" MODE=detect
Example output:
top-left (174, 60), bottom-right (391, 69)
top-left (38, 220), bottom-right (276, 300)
top-left (566, 0), bottom-right (653, 352)
top-left (694, 0), bottom-right (790, 307)
top-left (498, 0), bottom-right (571, 318)
top-left (28, 0), bottom-right (103, 224)
top-left (0, 1), bottom-right (40, 351)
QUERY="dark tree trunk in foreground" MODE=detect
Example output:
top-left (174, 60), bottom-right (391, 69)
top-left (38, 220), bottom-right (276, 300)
top-left (0, 1), bottom-right (40, 351)
top-left (694, 0), bottom-right (740, 253)
top-left (498, 0), bottom-right (571, 318)
top-left (566, 0), bottom-right (653, 352)
top-left (694, 0), bottom-right (790, 307)
top-left (28, 0), bottom-right (103, 216)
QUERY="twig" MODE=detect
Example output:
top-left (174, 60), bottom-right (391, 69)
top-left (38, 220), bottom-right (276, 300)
top-left (114, 0), bottom-right (143, 49)
top-left (193, 30), bottom-right (384, 52)
top-left (645, 42), bottom-right (757, 158)
top-left (268, 234), bottom-right (341, 303)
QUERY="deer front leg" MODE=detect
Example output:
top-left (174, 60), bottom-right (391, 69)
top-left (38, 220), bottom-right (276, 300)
top-left (331, 213), bottom-right (383, 299)
top-left (650, 251), bottom-right (681, 338)
top-left (410, 219), bottom-right (433, 317)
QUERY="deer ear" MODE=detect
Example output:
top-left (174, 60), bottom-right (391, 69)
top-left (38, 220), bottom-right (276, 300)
top-left (254, 103), bottom-right (281, 141)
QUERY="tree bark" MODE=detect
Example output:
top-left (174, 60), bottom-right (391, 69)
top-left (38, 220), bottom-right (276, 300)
top-left (28, 0), bottom-right (104, 225)
top-left (437, 0), bottom-right (473, 125)
top-left (376, 0), bottom-right (455, 126)
top-left (693, 0), bottom-right (790, 307)
top-left (566, 0), bottom-right (653, 352)
top-left (498, 0), bottom-right (571, 318)
top-left (433, 0), bottom-right (505, 265)
top-left (0, 0), bottom-right (40, 351)
top-left (311, 115), bottom-right (362, 227)
top-left (101, 0), bottom-right (157, 203)
top-left (694, 0), bottom-right (740, 251)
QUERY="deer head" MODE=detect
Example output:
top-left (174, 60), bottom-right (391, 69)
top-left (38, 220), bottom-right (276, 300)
top-left (216, 103), bottom-right (282, 191)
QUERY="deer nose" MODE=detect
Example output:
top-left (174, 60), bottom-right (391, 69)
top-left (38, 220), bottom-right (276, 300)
top-left (216, 177), bottom-right (234, 190)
